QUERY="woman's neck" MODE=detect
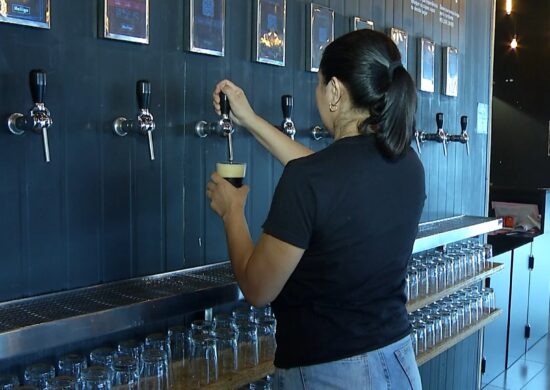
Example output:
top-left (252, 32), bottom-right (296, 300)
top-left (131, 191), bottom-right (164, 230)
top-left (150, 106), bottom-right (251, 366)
top-left (332, 114), bottom-right (369, 140)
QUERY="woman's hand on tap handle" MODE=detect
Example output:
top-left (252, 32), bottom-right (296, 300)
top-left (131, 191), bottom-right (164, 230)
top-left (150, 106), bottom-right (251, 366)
top-left (213, 80), bottom-right (257, 128)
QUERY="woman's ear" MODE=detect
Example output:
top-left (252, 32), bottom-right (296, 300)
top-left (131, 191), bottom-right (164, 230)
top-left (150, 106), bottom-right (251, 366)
top-left (330, 77), bottom-right (343, 106)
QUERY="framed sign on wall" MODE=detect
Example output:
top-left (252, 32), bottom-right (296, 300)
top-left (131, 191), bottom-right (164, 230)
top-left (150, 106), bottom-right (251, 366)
top-left (0, 0), bottom-right (50, 29)
top-left (390, 27), bottom-right (408, 69)
top-left (307, 3), bottom-right (334, 72)
top-left (253, 0), bottom-right (286, 66)
top-left (418, 37), bottom-right (435, 93)
top-left (188, 0), bottom-right (225, 57)
top-left (100, 0), bottom-right (149, 44)
top-left (351, 16), bottom-right (373, 31)
top-left (443, 46), bottom-right (459, 97)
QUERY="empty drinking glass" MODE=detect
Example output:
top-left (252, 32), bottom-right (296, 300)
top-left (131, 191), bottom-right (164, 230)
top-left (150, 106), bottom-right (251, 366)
top-left (24, 363), bottom-right (55, 389)
top-left (144, 333), bottom-right (171, 356)
top-left (482, 287), bottom-right (496, 315)
top-left (89, 348), bottom-right (115, 369)
top-left (189, 334), bottom-right (218, 387)
top-left (140, 349), bottom-right (170, 390)
top-left (45, 376), bottom-right (76, 390)
top-left (214, 328), bottom-right (238, 379)
top-left (112, 355), bottom-right (139, 389)
top-left (78, 367), bottom-right (110, 390)
top-left (257, 317), bottom-right (277, 363)
top-left (237, 323), bottom-right (259, 369)
top-left (117, 340), bottom-right (144, 361)
top-left (57, 354), bottom-right (87, 378)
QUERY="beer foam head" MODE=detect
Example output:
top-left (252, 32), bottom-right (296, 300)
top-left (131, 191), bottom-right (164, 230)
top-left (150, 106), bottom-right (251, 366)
top-left (216, 162), bottom-right (246, 178)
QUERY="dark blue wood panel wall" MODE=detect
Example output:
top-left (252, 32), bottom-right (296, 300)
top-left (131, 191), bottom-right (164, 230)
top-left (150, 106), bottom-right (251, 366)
top-left (0, 0), bottom-right (494, 387)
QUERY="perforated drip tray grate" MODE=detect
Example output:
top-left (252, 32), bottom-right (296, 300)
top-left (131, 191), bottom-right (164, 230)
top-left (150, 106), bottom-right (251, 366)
top-left (413, 215), bottom-right (502, 253)
top-left (0, 262), bottom-right (241, 359)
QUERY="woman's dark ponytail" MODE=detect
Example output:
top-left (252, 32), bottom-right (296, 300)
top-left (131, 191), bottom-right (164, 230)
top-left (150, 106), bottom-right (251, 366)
top-left (374, 64), bottom-right (417, 158)
top-left (320, 29), bottom-right (418, 159)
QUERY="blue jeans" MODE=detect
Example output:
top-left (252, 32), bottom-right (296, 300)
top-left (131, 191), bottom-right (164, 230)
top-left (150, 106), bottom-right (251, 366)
top-left (273, 336), bottom-right (422, 389)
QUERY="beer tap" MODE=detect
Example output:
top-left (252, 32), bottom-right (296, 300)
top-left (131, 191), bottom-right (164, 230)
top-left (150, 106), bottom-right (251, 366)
top-left (280, 95), bottom-right (296, 140)
top-left (420, 112), bottom-right (448, 156)
top-left (413, 126), bottom-right (422, 154)
top-left (113, 80), bottom-right (156, 161)
top-left (311, 125), bottom-right (330, 141)
top-left (448, 115), bottom-right (470, 156)
top-left (7, 69), bottom-right (53, 162)
top-left (195, 92), bottom-right (235, 162)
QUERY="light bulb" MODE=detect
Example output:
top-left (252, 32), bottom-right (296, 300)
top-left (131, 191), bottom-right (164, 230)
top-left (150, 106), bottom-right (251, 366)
top-left (506, 0), bottom-right (512, 15)
top-left (510, 37), bottom-right (518, 49)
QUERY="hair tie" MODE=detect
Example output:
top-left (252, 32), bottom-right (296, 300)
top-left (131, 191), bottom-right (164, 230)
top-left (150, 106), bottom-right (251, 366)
top-left (388, 61), bottom-right (403, 80)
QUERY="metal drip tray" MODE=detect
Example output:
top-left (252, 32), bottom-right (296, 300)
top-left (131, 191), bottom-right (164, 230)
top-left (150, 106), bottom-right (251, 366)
top-left (0, 263), bottom-right (240, 359)
top-left (413, 215), bottom-right (502, 253)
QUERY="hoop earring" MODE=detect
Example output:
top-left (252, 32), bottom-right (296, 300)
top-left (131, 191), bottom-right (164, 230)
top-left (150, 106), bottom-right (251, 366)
top-left (329, 102), bottom-right (338, 112)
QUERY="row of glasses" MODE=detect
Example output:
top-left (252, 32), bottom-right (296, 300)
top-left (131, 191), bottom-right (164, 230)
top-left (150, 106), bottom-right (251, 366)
top-left (406, 240), bottom-right (494, 301)
top-left (2, 303), bottom-right (275, 390)
top-left (409, 286), bottom-right (496, 355)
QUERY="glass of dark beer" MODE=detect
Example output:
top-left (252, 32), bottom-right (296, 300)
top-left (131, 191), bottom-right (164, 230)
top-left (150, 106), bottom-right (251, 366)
top-left (216, 162), bottom-right (247, 188)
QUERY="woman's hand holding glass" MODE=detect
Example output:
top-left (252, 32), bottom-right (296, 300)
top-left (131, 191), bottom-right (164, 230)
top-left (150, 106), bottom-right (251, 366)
top-left (206, 172), bottom-right (249, 221)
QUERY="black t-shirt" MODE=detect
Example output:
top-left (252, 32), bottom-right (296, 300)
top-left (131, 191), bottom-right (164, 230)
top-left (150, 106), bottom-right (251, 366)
top-left (262, 134), bottom-right (425, 369)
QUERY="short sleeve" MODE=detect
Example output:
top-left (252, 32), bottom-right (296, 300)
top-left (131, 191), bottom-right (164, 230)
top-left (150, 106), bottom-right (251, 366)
top-left (262, 160), bottom-right (316, 249)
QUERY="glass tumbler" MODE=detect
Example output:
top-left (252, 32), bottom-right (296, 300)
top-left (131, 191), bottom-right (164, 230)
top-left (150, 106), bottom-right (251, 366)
top-left (0, 374), bottom-right (20, 390)
top-left (232, 305), bottom-right (255, 326)
top-left (117, 340), bottom-right (144, 362)
top-left (237, 323), bottom-right (259, 369)
top-left (439, 310), bottom-right (453, 340)
top-left (482, 287), bottom-right (496, 315)
top-left (140, 349), bottom-right (170, 390)
top-left (78, 367), bottom-right (111, 390)
top-left (24, 363), bottom-right (55, 389)
top-left (144, 333), bottom-right (171, 356)
top-left (416, 265), bottom-right (428, 297)
top-left (408, 267), bottom-right (419, 301)
top-left (57, 354), bottom-right (87, 379)
top-left (257, 317), bottom-right (277, 363)
top-left (214, 328), bottom-right (238, 379)
top-left (112, 355), bottom-right (139, 390)
top-left (410, 328), bottom-right (418, 356)
top-left (213, 314), bottom-right (238, 332)
top-left (190, 335), bottom-right (218, 387)
top-left (89, 348), bottom-right (115, 369)
top-left (45, 376), bottom-right (76, 390)
top-left (427, 261), bottom-right (439, 294)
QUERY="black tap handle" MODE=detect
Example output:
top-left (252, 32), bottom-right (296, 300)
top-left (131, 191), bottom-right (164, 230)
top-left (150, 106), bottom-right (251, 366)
top-left (29, 69), bottom-right (47, 105)
top-left (220, 92), bottom-right (230, 117)
top-left (282, 95), bottom-right (293, 119)
top-left (136, 80), bottom-right (151, 111)
top-left (436, 112), bottom-right (444, 130)
top-left (461, 115), bottom-right (468, 132)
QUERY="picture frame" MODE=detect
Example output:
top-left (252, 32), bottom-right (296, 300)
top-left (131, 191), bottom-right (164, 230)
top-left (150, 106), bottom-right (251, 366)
top-left (253, 0), bottom-right (286, 67)
top-left (188, 0), bottom-right (225, 57)
top-left (100, 0), bottom-right (149, 44)
top-left (390, 27), bottom-right (408, 69)
top-left (0, 0), bottom-right (50, 29)
top-left (351, 16), bottom-right (374, 31)
top-left (418, 37), bottom-right (435, 93)
top-left (442, 46), bottom-right (459, 97)
top-left (307, 3), bottom-right (334, 72)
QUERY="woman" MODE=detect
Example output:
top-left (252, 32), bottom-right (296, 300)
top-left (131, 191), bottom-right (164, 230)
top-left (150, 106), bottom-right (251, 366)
top-left (206, 29), bottom-right (425, 389)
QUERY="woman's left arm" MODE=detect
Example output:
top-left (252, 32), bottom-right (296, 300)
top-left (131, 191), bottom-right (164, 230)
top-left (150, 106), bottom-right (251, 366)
top-left (207, 172), bottom-right (304, 307)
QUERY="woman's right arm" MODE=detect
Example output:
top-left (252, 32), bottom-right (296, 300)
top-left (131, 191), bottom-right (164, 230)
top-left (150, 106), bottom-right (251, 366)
top-left (213, 80), bottom-right (313, 166)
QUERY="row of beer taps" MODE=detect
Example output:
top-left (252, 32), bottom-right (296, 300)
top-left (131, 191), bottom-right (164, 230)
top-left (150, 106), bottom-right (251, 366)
top-left (414, 113), bottom-right (470, 156)
top-left (7, 70), bottom-right (156, 163)
top-left (6, 70), bottom-right (469, 163)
